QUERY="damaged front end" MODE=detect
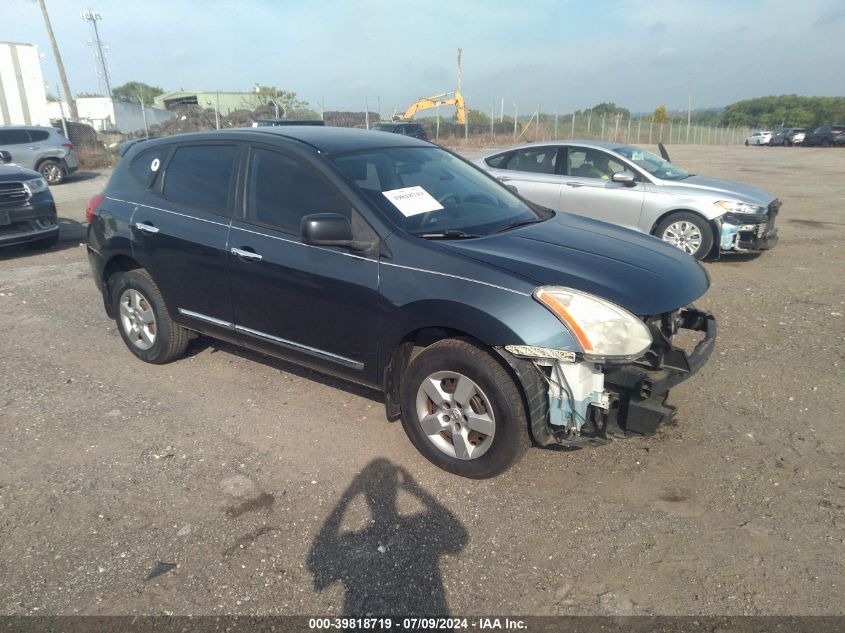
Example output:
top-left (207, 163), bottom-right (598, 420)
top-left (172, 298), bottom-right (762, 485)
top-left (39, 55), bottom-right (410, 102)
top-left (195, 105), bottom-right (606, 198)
top-left (500, 307), bottom-right (716, 448)
top-left (718, 199), bottom-right (780, 253)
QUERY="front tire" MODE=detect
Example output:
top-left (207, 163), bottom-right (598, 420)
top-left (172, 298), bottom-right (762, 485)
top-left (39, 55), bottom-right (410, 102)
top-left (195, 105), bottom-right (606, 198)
top-left (655, 212), bottom-right (714, 260)
top-left (399, 338), bottom-right (530, 478)
top-left (110, 269), bottom-right (189, 364)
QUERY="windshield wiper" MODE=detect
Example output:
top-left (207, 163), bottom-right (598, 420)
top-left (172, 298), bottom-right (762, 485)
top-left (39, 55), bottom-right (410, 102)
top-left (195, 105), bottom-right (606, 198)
top-left (489, 218), bottom-right (543, 234)
top-left (415, 229), bottom-right (482, 239)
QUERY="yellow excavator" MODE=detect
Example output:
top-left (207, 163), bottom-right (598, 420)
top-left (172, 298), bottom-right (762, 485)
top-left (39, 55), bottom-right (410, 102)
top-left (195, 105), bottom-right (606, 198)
top-left (397, 91), bottom-right (466, 125)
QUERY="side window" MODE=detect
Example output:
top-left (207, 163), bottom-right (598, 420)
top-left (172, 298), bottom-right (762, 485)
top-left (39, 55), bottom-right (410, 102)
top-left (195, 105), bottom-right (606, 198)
top-left (161, 145), bottom-right (236, 214)
top-left (30, 130), bottom-right (50, 142)
top-left (507, 147), bottom-right (557, 174)
top-left (246, 148), bottom-right (349, 235)
top-left (485, 152), bottom-right (513, 169)
top-left (0, 129), bottom-right (31, 145)
top-left (568, 149), bottom-right (624, 180)
top-left (128, 146), bottom-right (171, 189)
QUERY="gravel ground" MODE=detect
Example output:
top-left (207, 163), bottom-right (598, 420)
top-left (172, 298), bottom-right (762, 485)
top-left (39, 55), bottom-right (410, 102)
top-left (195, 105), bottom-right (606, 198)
top-left (0, 145), bottom-right (843, 616)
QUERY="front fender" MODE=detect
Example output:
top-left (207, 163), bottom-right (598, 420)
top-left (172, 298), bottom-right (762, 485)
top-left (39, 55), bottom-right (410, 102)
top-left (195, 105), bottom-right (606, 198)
top-left (377, 265), bottom-right (578, 378)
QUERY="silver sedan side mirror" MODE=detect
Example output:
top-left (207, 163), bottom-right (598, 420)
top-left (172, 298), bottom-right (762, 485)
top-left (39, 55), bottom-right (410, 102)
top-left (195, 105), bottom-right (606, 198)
top-left (611, 171), bottom-right (637, 187)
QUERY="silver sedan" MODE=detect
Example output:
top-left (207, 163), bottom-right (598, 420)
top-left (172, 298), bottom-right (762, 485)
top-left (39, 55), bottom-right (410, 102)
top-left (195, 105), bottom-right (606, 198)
top-left (473, 140), bottom-right (779, 260)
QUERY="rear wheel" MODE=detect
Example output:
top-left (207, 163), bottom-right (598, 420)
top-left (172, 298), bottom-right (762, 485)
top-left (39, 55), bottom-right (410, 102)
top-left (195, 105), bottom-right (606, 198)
top-left (399, 338), bottom-right (530, 478)
top-left (38, 159), bottom-right (64, 185)
top-left (110, 269), bottom-right (189, 364)
top-left (655, 212), bottom-right (714, 260)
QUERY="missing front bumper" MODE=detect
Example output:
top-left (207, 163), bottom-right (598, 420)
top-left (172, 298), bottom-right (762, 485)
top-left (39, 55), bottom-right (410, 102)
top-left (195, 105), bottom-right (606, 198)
top-left (499, 307), bottom-right (717, 448)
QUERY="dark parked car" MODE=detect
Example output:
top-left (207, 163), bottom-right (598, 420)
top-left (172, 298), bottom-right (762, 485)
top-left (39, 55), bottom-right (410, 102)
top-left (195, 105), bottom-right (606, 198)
top-left (86, 127), bottom-right (715, 478)
top-left (0, 150), bottom-right (60, 250)
top-left (803, 125), bottom-right (845, 147)
top-left (770, 127), bottom-right (806, 146)
top-left (371, 121), bottom-right (428, 141)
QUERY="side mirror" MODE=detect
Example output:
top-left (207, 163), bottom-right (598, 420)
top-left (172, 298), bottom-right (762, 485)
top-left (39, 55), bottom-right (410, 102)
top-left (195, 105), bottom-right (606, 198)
top-left (611, 171), bottom-right (637, 187)
top-left (301, 213), bottom-right (370, 252)
top-left (505, 184), bottom-right (519, 194)
top-left (0, 150), bottom-right (11, 165)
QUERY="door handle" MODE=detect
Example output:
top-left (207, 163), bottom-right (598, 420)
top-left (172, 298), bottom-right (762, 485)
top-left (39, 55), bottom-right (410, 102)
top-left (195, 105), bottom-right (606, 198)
top-left (565, 182), bottom-right (584, 188)
top-left (231, 247), bottom-right (262, 262)
top-left (134, 221), bottom-right (160, 234)
top-left (498, 176), bottom-right (513, 182)
top-left (27, 146), bottom-right (40, 150)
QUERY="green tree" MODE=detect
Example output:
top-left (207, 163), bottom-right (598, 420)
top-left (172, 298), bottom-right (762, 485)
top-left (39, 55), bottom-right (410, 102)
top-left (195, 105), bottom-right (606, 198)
top-left (111, 81), bottom-right (164, 105)
top-left (653, 105), bottom-right (670, 123)
top-left (250, 86), bottom-right (315, 118)
top-left (720, 95), bottom-right (845, 128)
top-left (465, 108), bottom-right (490, 125)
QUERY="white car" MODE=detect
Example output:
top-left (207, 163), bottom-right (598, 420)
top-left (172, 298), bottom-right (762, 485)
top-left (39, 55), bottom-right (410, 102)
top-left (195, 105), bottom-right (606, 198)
top-left (745, 131), bottom-right (772, 146)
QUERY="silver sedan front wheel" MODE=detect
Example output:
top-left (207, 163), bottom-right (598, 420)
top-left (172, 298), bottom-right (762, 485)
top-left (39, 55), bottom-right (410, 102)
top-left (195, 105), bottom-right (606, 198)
top-left (661, 220), bottom-right (703, 255)
top-left (415, 371), bottom-right (496, 460)
top-left (118, 288), bottom-right (157, 350)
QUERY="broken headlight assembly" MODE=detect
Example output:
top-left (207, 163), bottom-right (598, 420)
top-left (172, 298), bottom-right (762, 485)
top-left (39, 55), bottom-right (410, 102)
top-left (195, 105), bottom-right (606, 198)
top-left (533, 286), bottom-right (652, 361)
top-left (714, 200), bottom-right (766, 216)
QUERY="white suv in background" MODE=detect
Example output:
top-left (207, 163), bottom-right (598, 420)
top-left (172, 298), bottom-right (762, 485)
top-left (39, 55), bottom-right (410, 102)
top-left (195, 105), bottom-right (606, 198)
top-left (744, 130), bottom-right (772, 146)
top-left (0, 126), bottom-right (80, 184)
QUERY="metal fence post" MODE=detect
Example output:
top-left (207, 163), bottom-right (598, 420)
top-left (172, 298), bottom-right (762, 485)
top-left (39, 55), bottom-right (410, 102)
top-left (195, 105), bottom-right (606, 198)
top-left (571, 113), bottom-right (575, 139)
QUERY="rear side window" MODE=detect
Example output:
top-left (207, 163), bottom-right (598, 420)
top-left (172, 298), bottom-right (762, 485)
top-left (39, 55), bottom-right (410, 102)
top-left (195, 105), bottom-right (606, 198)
top-left (507, 147), bottom-right (559, 174)
top-left (485, 152), bottom-right (512, 168)
top-left (30, 130), bottom-right (50, 142)
top-left (128, 146), bottom-right (171, 189)
top-left (246, 147), bottom-right (349, 234)
top-left (162, 145), bottom-right (236, 214)
top-left (0, 129), bottom-right (30, 145)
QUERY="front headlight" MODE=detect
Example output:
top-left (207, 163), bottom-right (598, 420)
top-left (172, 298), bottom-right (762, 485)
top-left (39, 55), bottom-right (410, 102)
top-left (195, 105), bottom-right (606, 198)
top-left (714, 200), bottom-right (766, 215)
top-left (23, 177), bottom-right (49, 195)
top-left (533, 287), bottom-right (652, 360)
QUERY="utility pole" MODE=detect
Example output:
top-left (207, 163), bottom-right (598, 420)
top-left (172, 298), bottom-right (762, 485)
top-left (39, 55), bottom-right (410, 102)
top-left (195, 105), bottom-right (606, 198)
top-left (686, 82), bottom-right (692, 143)
top-left (38, 0), bottom-right (77, 120)
top-left (81, 9), bottom-right (112, 98)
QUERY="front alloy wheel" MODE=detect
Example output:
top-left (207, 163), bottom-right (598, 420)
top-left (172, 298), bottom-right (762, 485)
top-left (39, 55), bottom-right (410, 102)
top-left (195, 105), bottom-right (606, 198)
top-left (655, 212), bottom-right (714, 260)
top-left (400, 338), bottom-right (530, 478)
top-left (415, 371), bottom-right (496, 460)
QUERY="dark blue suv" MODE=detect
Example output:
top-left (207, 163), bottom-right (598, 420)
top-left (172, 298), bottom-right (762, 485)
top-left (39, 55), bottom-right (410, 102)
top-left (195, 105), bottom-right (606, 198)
top-left (86, 127), bottom-right (715, 478)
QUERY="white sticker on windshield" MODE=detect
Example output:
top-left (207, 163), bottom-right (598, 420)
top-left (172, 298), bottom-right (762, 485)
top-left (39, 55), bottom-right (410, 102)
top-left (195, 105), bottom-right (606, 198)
top-left (631, 151), bottom-right (644, 161)
top-left (382, 186), bottom-right (444, 217)
top-left (150, 158), bottom-right (160, 172)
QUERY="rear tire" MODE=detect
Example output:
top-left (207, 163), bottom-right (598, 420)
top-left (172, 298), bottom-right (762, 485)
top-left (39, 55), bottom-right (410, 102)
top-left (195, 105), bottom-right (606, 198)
top-left (38, 159), bottom-right (64, 185)
top-left (110, 269), bottom-right (189, 364)
top-left (399, 338), bottom-right (531, 478)
top-left (655, 212), bottom-right (714, 260)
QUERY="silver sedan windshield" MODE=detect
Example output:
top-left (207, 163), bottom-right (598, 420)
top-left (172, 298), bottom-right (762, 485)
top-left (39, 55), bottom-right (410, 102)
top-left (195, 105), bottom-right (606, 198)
top-left (614, 145), bottom-right (690, 180)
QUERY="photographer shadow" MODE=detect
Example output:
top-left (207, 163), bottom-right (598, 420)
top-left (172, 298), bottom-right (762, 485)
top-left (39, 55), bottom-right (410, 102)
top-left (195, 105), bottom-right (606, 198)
top-left (307, 459), bottom-right (467, 616)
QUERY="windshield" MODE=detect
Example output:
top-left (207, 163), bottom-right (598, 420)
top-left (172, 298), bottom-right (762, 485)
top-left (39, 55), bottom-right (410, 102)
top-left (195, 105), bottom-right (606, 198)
top-left (613, 145), bottom-right (690, 180)
top-left (331, 146), bottom-right (543, 236)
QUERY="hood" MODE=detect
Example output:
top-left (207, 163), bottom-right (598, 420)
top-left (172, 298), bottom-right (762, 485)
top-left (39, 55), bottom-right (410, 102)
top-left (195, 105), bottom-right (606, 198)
top-left (0, 163), bottom-right (40, 182)
top-left (444, 212), bottom-right (710, 316)
top-left (661, 175), bottom-right (775, 207)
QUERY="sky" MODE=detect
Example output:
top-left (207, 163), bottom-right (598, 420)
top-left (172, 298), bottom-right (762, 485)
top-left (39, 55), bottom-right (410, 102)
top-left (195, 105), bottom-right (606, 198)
top-left (2, 0), bottom-right (844, 117)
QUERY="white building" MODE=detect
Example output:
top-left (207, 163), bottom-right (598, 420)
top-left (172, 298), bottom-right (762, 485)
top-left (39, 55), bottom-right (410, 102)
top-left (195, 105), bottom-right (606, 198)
top-left (0, 42), bottom-right (50, 126)
top-left (47, 97), bottom-right (174, 134)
